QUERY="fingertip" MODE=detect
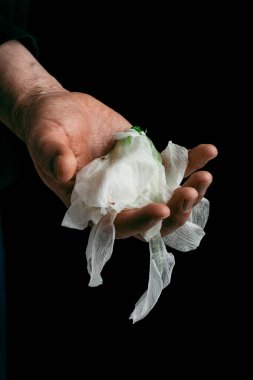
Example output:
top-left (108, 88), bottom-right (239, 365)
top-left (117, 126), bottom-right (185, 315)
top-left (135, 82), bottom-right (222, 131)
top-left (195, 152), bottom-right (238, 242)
top-left (192, 170), bottom-right (213, 185)
top-left (180, 186), bottom-right (199, 200)
top-left (146, 203), bottom-right (170, 220)
top-left (206, 144), bottom-right (218, 158)
top-left (200, 170), bottom-right (213, 184)
top-left (170, 187), bottom-right (199, 213)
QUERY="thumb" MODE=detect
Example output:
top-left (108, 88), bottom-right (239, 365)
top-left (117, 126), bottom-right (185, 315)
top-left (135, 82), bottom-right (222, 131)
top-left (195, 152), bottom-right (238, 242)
top-left (54, 145), bottom-right (77, 182)
top-left (36, 137), bottom-right (77, 182)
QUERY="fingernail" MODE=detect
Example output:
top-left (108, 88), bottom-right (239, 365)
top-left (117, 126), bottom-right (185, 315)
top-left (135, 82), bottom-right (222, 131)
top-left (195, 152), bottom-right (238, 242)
top-left (183, 198), bottom-right (195, 212)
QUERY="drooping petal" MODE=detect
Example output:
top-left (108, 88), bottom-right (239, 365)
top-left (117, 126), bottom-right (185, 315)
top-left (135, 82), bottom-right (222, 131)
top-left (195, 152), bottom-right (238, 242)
top-left (161, 141), bottom-right (188, 193)
top-left (142, 221), bottom-right (162, 241)
top-left (163, 222), bottom-right (205, 252)
top-left (149, 236), bottom-right (175, 288)
top-left (129, 255), bottom-right (163, 323)
top-left (86, 212), bottom-right (117, 287)
top-left (163, 198), bottom-right (209, 252)
top-left (62, 199), bottom-right (88, 230)
top-left (62, 128), bottom-right (210, 323)
top-left (130, 235), bottom-right (175, 323)
top-left (189, 197), bottom-right (209, 228)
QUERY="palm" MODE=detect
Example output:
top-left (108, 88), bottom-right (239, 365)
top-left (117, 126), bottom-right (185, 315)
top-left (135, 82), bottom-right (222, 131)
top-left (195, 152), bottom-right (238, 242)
top-left (25, 91), bottom-right (217, 238)
top-left (26, 92), bottom-right (131, 204)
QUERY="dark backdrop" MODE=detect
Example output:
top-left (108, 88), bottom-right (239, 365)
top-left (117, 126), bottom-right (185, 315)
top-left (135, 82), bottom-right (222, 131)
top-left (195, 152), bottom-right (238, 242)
top-left (2, 2), bottom-right (234, 378)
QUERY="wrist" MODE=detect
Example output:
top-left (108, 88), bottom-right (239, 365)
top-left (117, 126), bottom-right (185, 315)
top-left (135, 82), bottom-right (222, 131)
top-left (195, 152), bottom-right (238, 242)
top-left (13, 84), bottom-right (67, 143)
top-left (0, 40), bottom-right (67, 141)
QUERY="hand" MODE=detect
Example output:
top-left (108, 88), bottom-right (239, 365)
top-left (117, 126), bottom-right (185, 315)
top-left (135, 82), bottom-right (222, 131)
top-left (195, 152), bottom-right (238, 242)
top-left (23, 91), bottom-right (132, 204)
top-left (116, 144), bottom-right (217, 238)
top-left (0, 42), bottom-right (217, 239)
top-left (23, 90), bottom-right (217, 239)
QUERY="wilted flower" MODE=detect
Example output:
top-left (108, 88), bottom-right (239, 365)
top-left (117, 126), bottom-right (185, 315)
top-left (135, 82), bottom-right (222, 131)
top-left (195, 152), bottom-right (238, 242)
top-left (62, 127), bottom-right (209, 323)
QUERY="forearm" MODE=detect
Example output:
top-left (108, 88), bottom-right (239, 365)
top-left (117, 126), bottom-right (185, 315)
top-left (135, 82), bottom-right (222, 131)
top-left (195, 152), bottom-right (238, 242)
top-left (0, 40), bottom-right (65, 141)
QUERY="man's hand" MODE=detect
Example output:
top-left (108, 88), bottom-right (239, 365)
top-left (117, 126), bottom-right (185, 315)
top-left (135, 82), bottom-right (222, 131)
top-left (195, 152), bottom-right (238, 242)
top-left (23, 91), bottom-right (217, 238)
top-left (23, 91), bottom-right (133, 204)
top-left (0, 41), bottom-right (218, 239)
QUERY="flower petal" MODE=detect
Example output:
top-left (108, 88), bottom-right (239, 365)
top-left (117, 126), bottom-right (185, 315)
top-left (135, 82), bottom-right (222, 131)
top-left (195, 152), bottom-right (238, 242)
top-left (163, 198), bottom-right (209, 252)
top-left (130, 235), bottom-right (175, 323)
top-left (161, 141), bottom-right (188, 193)
top-left (62, 128), bottom-right (210, 322)
top-left (61, 199), bottom-right (88, 230)
top-left (129, 255), bottom-right (163, 323)
top-left (189, 197), bottom-right (209, 228)
top-left (87, 212), bottom-right (117, 287)
top-left (163, 221), bottom-right (205, 252)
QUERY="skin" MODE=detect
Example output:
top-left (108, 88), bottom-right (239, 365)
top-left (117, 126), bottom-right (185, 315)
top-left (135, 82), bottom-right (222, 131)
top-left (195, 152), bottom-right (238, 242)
top-left (0, 41), bottom-right (218, 239)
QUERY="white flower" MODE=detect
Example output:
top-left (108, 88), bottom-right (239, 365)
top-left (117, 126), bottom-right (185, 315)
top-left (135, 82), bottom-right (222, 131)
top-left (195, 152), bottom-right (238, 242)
top-left (62, 127), bottom-right (209, 323)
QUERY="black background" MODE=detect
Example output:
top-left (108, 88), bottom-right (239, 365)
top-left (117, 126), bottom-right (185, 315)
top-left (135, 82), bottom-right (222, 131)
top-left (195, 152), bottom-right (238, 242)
top-left (2, 2), bottom-right (236, 378)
